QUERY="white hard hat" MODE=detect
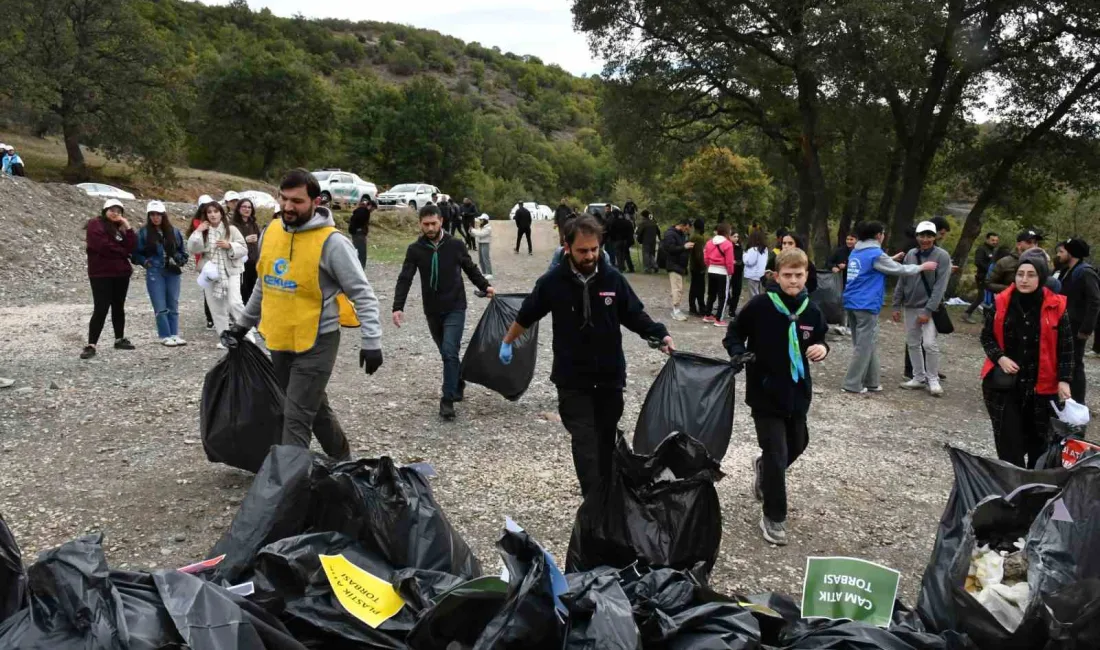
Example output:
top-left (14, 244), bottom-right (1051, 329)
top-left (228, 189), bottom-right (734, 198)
top-left (102, 198), bottom-right (125, 212)
top-left (916, 220), bottom-right (938, 235)
top-left (223, 190), bottom-right (240, 202)
top-left (146, 200), bottom-right (166, 214)
top-left (196, 194), bottom-right (214, 207)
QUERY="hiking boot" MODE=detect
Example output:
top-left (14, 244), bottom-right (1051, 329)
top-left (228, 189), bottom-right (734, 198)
top-left (899, 378), bottom-right (926, 390)
top-left (439, 398), bottom-right (456, 420)
top-left (760, 515), bottom-right (788, 546)
top-left (702, 315), bottom-right (716, 323)
top-left (80, 345), bottom-right (96, 360)
top-left (753, 457), bottom-right (764, 501)
top-left (114, 338), bottom-right (135, 350)
top-left (928, 378), bottom-right (944, 397)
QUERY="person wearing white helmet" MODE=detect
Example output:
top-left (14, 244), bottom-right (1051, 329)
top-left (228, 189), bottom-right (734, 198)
top-left (132, 200), bottom-right (189, 346)
top-left (188, 196), bottom-right (248, 348)
top-left (81, 199), bottom-right (138, 359)
top-left (223, 190), bottom-right (240, 216)
top-left (188, 195), bottom-right (216, 328)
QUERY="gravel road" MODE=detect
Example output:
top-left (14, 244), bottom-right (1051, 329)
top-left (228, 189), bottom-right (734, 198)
top-left (1, 214), bottom-right (1096, 603)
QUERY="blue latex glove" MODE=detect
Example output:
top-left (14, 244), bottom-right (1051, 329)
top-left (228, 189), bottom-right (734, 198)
top-left (499, 341), bottom-right (514, 365)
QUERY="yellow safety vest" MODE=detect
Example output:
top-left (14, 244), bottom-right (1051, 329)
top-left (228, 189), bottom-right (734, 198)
top-left (258, 220), bottom-right (360, 353)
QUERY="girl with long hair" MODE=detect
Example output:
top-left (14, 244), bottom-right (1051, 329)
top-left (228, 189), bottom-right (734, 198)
top-left (188, 196), bottom-right (215, 328)
top-left (742, 228), bottom-right (769, 299)
top-left (187, 199), bottom-right (248, 348)
top-left (232, 198), bottom-right (261, 303)
top-left (82, 199), bottom-right (137, 359)
top-left (132, 201), bottom-right (189, 346)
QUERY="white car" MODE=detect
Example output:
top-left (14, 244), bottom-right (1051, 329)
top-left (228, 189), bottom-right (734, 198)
top-left (311, 170), bottom-right (378, 207)
top-left (508, 202), bottom-right (554, 221)
top-left (237, 190), bottom-right (279, 211)
top-left (77, 183), bottom-right (135, 201)
top-left (376, 183), bottom-right (442, 211)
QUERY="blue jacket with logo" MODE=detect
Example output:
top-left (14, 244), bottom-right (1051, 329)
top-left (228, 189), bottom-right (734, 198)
top-left (845, 244), bottom-right (888, 313)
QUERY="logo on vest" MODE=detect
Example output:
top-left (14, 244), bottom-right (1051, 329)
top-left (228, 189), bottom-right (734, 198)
top-left (846, 258), bottom-right (861, 282)
top-left (264, 257), bottom-right (297, 292)
top-left (274, 258), bottom-right (289, 276)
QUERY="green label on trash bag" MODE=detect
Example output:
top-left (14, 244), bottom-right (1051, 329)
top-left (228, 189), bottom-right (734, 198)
top-left (801, 556), bottom-right (900, 628)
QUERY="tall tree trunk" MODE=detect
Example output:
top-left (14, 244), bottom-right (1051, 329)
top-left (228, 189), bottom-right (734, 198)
top-left (795, 157), bottom-right (814, 240)
top-left (63, 119), bottom-right (86, 178)
top-left (876, 148), bottom-right (902, 223)
top-left (795, 69), bottom-right (831, 263)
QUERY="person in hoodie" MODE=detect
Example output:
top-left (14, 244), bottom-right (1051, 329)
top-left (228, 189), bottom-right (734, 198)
top-left (2, 146), bottom-right (25, 176)
top-left (1054, 238), bottom-right (1100, 401)
top-left (636, 210), bottom-right (661, 273)
top-left (842, 220), bottom-right (938, 394)
top-left (660, 218), bottom-right (694, 321)
top-left (742, 229), bottom-right (770, 300)
top-left (891, 221), bottom-right (953, 397)
top-left (348, 195), bottom-right (374, 269)
top-left (131, 201), bottom-right (189, 347)
top-left (188, 198), bottom-right (248, 348)
top-left (393, 204), bottom-right (494, 421)
top-left (81, 198), bottom-right (138, 359)
top-left (703, 222), bottom-right (736, 328)
top-left (460, 198), bottom-right (479, 251)
top-left (470, 215), bottom-right (493, 279)
top-left (228, 169), bottom-right (384, 460)
top-left (724, 247), bottom-right (829, 545)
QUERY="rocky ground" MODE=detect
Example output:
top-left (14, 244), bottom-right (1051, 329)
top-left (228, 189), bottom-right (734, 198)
top-left (0, 197), bottom-right (1096, 604)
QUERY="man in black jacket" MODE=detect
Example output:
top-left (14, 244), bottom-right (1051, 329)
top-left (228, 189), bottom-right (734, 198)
top-left (500, 215), bottom-right (673, 496)
top-left (393, 205), bottom-right (495, 420)
top-left (964, 232), bottom-right (1000, 323)
top-left (827, 233), bottom-right (857, 286)
top-left (609, 209), bottom-right (636, 273)
top-left (724, 248), bottom-right (829, 545)
top-left (661, 218), bottom-right (694, 321)
top-left (513, 202), bottom-right (533, 255)
top-left (1055, 237), bottom-right (1100, 402)
top-left (460, 198), bottom-right (479, 250)
top-left (636, 210), bottom-right (660, 273)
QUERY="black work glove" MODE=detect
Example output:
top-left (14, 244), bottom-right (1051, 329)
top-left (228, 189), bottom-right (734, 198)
top-left (359, 348), bottom-right (383, 375)
top-left (221, 325), bottom-right (249, 349)
top-left (729, 352), bottom-right (755, 374)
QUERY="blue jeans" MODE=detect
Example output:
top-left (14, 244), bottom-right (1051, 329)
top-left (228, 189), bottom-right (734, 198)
top-left (426, 310), bottom-right (465, 401)
top-left (146, 267), bottom-right (181, 338)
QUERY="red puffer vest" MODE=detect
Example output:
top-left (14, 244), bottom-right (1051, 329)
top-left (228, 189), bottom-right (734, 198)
top-left (980, 286), bottom-right (1067, 394)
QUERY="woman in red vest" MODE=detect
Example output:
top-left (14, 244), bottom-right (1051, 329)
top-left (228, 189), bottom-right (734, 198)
top-left (980, 255), bottom-right (1074, 468)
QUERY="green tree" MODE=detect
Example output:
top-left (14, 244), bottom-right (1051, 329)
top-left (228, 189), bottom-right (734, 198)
top-left (672, 146), bottom-right (776, 229)
top-left (0, 0), bottom-right (182, 177)
top-left (379, 76), bottom-right (477, 187)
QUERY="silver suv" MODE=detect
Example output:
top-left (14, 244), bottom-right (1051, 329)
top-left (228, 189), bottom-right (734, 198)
top-left (312, 170), bottom-right (378, 208)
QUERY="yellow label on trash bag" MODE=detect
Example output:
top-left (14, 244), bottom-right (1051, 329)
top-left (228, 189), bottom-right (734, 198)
top-left (319, 554), bottom-right (405, 628)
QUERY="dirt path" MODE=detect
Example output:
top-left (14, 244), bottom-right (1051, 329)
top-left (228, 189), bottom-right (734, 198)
top-left (0, 220), bottom-right (1096, 601)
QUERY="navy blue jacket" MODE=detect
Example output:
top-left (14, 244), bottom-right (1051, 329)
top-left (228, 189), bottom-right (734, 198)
top-left (131, 226), bottom-right (187, 270)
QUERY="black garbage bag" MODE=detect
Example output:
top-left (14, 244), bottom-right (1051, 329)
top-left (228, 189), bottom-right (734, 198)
top-left (474, 528), bottom-right (564, 650)
top-left (1035, 421), bottom-right (1099, 470)
top-left (201, 338), bottom-right (285, 473)
top-left (566, 433), bottom-right (723, 577)
top-left (633, 352), bottom-right (736, 461)
top-left (810, 272), bottom-right (845, 325)
top-left (780, 617), bottom-right (972, 649)
top-left (620, 567), bottom-right (761, 649)
top-left (460, 294), bottom-right (539, 401)
top-left (561, 568), bottom-right (641, 650)
top-left (1041, 578), bottom-right (1100, 647)
top-left (210, 446), bottom-right (481, 585)
top-left (0, 514), bottom-right (26, 624)
top-left (404, 575), bottom-right (509, 649)
top-left (309, 456), bottom-right (482, 579)
top-left (916, 446), bottom-right (1100, 632)
top-left (210, 445), bottom-right (315, 583)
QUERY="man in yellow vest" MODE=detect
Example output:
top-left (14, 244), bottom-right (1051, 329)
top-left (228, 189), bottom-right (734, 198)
top-left (230, 169), bottom-right (383, 460)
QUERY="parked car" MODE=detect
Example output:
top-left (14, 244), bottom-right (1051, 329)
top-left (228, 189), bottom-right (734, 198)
top-left (311, 170), bottom-right (377, 208)
top-left (237, 190), bottom-right (279, 211)
top-left (77, 183), bottom-right (136, 201)
top-left (376, 183), bottom-right (442, 211)
top-left (508, 202), bottom-right (554, 221)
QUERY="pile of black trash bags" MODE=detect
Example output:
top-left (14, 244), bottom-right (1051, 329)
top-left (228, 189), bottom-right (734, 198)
top-left (3, 437), bottom-right (1100, 649)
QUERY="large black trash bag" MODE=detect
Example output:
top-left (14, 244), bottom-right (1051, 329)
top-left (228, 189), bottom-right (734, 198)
top-left (404, 574), bottom-right (509, 649)
top-left (460, 294), bottom-right (539, 401)
top-left (210, 445), bottom-right (315, 584)
top-left (0, 513), bottom-right (27, 624)
top-left (916, 446), bottom-right (1100, 632)
top-left (620, 567), bottom-right (761, 649)
top-left (633, 352), bottom-right (736, 461)
top-left (1041, 579), bottom-right (1100, 647)
top-left (810, 272), bottom-right (845, 325)
top-left (566, 433), bottom-right (723, 577)
top-left (560, 568), bottom-right (640, 650)
top-left (201, 338), bottom-right (285, 473)
top-left (779, 617), bottom-right (972, 650)
top-left (309, 456), bottom-right (482, 579)
top-left (473, 528), bottom-right (564, 650)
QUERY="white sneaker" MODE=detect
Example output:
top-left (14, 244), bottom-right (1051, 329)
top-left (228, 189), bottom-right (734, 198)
top-left (172, 335), bottom-right (187, 346)
top-left (484, 274), bottom-right (493, 280)
top-left (899, 378), bottom-right (926, 390)
top-left (928, 379), bottom-right (944, 397)
top-left (672, 309), bottom-right (688, 322)
top-left (161, 337), bottom-right (177, 347)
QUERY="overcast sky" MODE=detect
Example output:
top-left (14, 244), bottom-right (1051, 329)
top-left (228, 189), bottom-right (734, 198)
top-left (203, 0), bottom-right (603, 76)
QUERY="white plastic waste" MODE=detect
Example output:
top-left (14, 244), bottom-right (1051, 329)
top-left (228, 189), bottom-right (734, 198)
top-left (974, 582), bottom-right (1031, 631)
top-left (1052, 399), bottom-right (1090, 427)
top-left (970, 546), bottom-right (1005, 589)
top-left (197, 262), bottom-right (219, 289)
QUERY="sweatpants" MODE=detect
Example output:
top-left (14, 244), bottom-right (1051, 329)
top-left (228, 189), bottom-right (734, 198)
top-left (728, 272), bottom-right (744, 316)
top-left (843, 309), bottom-right (881, 392)
top-left (983, 379), bottom-right (1052, 469)
top-left (705, 272), bottom-right (730, 319)
top-left (904, 308), bottom-right (940, 383)
top-left (557, 386), bottom-right (625, 497)
top-left (203, 276), bottom-right (244, 336)
top-left (753, 414), bottom-right (809, 523)
top-left (669, 273), bottom-right (684, 310)
top-left (352, 233), bottom-right (368, 268)
top-left (688, 271), bottom-right (706, 314)
top-left (88, 276), bottom-right (130, 345)
top-left (746, 278), bottom-right (764, 299)
top-left (642, 243), bottom-right (657, 272)
top-left (270, 331), bottom-right (350, 460)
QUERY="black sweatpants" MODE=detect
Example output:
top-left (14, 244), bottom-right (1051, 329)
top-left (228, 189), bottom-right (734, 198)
top-left (515, 227), bottom-right (532, 254)
top-left (753, 414), bottom-right (809, 523)
top-left (557, 386), bottom-right (624, 497)
top-left (689, 271), bottom-right (707, 315)
top-left (269, 331), bottom-right (350, 461)
top-left (88, 276), bottom-right (130, 345)
top-left (983, 378), bottom-right (1052, 469)
top-left (728, 271), bottom-right (744, 317)
top-left (705, 273), bottom-right (729, 319)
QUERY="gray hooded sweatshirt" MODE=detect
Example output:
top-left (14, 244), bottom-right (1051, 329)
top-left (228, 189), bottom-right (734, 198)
top-left (238, 207), bottom-right (382, 351)
top-left (892, 244), bottom-right (952, 315)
